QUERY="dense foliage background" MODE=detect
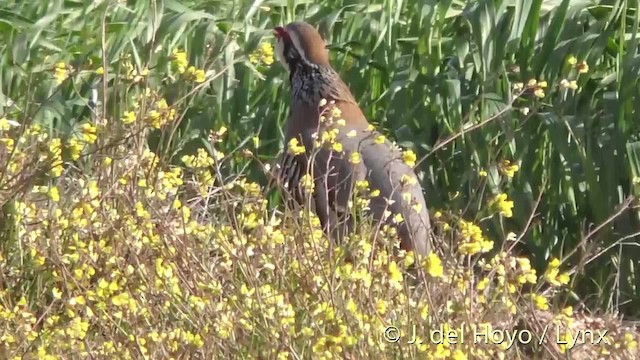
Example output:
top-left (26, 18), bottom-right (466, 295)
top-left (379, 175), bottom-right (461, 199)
top-left (0, 0), bottom-right (639, 358)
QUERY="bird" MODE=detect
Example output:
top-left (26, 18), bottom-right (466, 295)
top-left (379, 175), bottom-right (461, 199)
top-left (272, 21), bottom-right (432, 257)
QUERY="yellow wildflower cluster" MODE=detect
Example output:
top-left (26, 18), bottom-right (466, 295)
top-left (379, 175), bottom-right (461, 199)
top-left (457, 219), bottom-right (494, 255)
top-left (560, 78), bottom-right (579, 90)
top-left (287, 137), bottom-right (305, 156)
top-left (170, 49), bottom-right (207, 83)
top-left (170, 48), bottom-right (189, 73)
top-left (312, 101), bottom-right (348, 153)
top-left (349, 150), bottom-right (361, 164)
top-left (54, 61), bottom-right (70, 84)
top-left (499, 159), bottom-right (519, 179)
top-left (0, 124), bottom-right (47, 195)
top-left (543, 257), bottom-right (571, 286)
top-left (122, 59), bottom-right (149, 82)
top-left (489, 192), bottom-right (514, 218)
top-left (402, 149), bottom-right (417, 167)
top-left (48, 138), bottom-right (64, 177)
top-left (0, 117), bottom-right (16, 131)
top-left (121, 89), bottom-right (178, 129)
top-left (349, 179), bottom-right (379, 211)
top-left (145, 97), bottom-right (177, 129)
top-left (249, 42), bottom-right (275, 66)
top-left (513, 78), bottom-right (548, 98)
top-left (315, 127), bottom-right (342, 153)
top-left (182, 148), bottom-right (217, 197)
top-left (0, 91), bottom-right (636, 360)
top-left (66, 123), bottom-right (98, 160)
top-left (423, 252), bottom-right (444, 277)
top-left (295, 173), bottom-right (312, 194)
top-left (120, 110), bottom-right (136, 125)
top-left (185, 66), bottom-right (206, 83)
top-left (567, 55), bottom-right (589, 73)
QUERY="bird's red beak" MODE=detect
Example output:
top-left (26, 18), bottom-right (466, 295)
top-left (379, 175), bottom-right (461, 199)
top-left (273, 26), bottom-right (286, 39)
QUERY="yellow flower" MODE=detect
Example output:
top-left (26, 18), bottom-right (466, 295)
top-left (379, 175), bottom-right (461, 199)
top-left (402, 149), bottom-right (417, 167)
top-left (80, 123), bottom-right (97, 144)
top-left (330, 106), bottom-right (342, 119)
top-left (489, 193), bottom-right (514, 218)
top-left (544, 257), bottom-right (570, 286)
top-left (477, 277), bottom-right (490, 291)
top-left (48, 186), bottom-right (60, 202)
top-left (452, 349), bottom-right (467, 360)
top-left (54, 62), bottom-right (68, 84)
top-left (68, 138), bottom-right (83, 160)
top-left (0, 117), bottom-right (11, 131)
top-left (567, 55), bottom-right (577, 65)
top-left (434, 343), bottom-right (450, 358)
top-left (557, 272), bottom-right (570, 285)
top-left (349, 151), bottom-right (361, 164)
top-left (48, 138), bottom-right (64, 177)
top-left (388, 261), bottom-right (403, 285)
top-left (478, 169), bottom-right (488, 177)
top-left (393, 213), bottom-right (404, 224)
top-left (171, 49), bottom-right (188, 73)
top-left (249, 42), bottom-right (274, 65)
top-left (121, 111), bottom-right (136, 125)
top-left (194, 69), bottom-right (206, 82)
top-left (399, 174), bottom-right (417, 187)
top-left (532, 294), bottom-right (549, 310)
top-left (557, 331), bottom-right (572, 353)
top-left (288, 138), bottom-right (305, 156)
top-left (300, 173), bottom-right (314, 193)
top-left (624, 333), bottom-right (638, 350)
top-left (52, 287), bottom-right (62, 299)
top-left (499, 160), bottom-right (519, 178)
top-left (423, 252), bottom-right (444, 278)
top-left (319, 128), bottom-right (339, 147)
top-left (577, 61), bottom-right (589, 73)
top-left (95, 66), bottom-right (104, 75)
top-left (186, 66), bottom-right (206, 83)
top-left (458, 219), bottom-right (494, 255)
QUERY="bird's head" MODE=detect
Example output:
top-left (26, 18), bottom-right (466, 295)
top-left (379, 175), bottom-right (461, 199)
top-left (273, 21), bottom-right (330, 74)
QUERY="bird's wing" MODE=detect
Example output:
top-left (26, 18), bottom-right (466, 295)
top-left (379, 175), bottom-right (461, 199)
top-left (321, 68), bottom-right (359, 106)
